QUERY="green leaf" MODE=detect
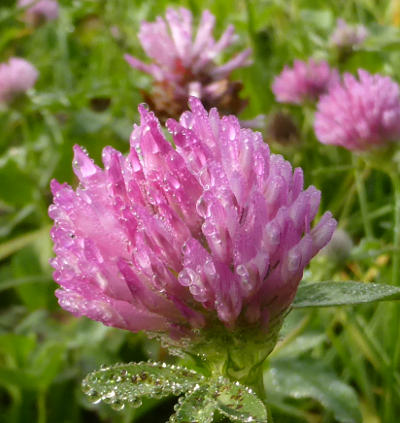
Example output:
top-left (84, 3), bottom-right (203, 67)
top-left (171, 385), bottom-right (216, 423)
top-left (265, 359), bottom-right (362, 423)
top-left (11, 245), bottom-right (54, 310)
top-left (364, 24), bottom-right (400, 50)
top-left (272, 333), bottom-right (326, 358)
top-left (0, 367), bottom-right (38, 390)
top-left (0, 225), bottom-right (52, 261)
top-left (82, 361), bottom-right (204, 410)
top-left (0, 333), bottom-right (36, 367)
top-left (213, 377), bottom-right (268, 422)
top-left (31, 342), bottom-right (65, 389)
top-left (0, 154), bottom-right (37, 207)
top-left (293, 281), bottom-right (400, 308)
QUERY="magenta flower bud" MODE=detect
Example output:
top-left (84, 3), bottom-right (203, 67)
top-left (49, 98), bottom-right (336, 343)
top-left (314, 70), bottom-right (400, 151)
top-left (0, 57), bottom-right (38, 104)
top-left (18, 0), bottom-right (59, 24)
top-left (330, 19), bottom-right (368, 49)
top-left (272, 59), bottom-right (339, 105)
top-left (124, 8), bottom-right (251, 120)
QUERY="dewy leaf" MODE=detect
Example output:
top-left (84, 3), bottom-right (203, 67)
top-left (82, 361), bottom-right (203, 410)
top-left (212, 377), bottom-right (268, 422)
top-left (170, 384), bottom-right (216, 423)
top-left (265, 359), bottom-right (362, 423)
top-left (293, 281), bottom-right (400, 308)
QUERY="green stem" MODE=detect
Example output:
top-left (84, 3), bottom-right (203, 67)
top-left (266, 403), bottom-right (274, 422)
top-left (37, 390), bottom-right (46, 423)
top-left (388, 172), bottom-right (400, 421)
top-left (354, 157), bottom-right (373, 239)
top-left (389, 172), bottom-right (400, 285)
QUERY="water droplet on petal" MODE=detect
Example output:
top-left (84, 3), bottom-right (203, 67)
top-left (178, 268), bottom-right (195, 287)
top-left (204, 259), bottom-right (216, 277)
top-left (202, 220), bottom-right (216, 236)
top-left (196, 196), bottom-right (209, 218)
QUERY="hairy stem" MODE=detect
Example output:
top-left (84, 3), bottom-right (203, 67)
top-left (246, 362), bottom-right (273, 423)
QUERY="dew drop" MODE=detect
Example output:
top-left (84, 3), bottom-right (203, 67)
top-left (229, 126), bottom-right (236, 141)
top-left (130, 397), bottom-right (143, 408)
top-left (169, 176), bottom-right (181, 189)
top-left (103, 390), bottom-right (116, 404)
top-left (202, 220), bottom-right (216, 237)
top-left (181, 241), bottom-right (190, 255)
top-left (86, 390), bottom-right (101, 404)
top-left (81, 383), bottom-right (93, 395)
top-left (178, 268), bottom-right (195, 287)
top-left (198, 166), bottom-right (211, 189)
top-left (203, 259), bottom-right (216, 277)
top-left (111, 400), bottom-right (125, 411)
top-left (196, 196), bottom-right (209, 218)
top-left (236, 264), bottom-right (249, 279)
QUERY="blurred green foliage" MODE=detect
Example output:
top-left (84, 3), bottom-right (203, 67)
top-left (1, 0), bottom-right (400, 422)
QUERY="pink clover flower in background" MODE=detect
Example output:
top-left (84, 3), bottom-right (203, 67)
top-left (124, 8), bottom-right (251, 120)
top-left (330, 19), bottom-right (368, 49)
top-left (314, 70), bottom-right (400, 151)
top-left (272, 59), bottom-right (339, 105)
top-left (18, 0), bottom-right (59, 24)
top-left (0, 57), bottom-right (38, 103)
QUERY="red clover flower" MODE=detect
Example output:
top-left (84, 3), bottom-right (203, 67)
top-left (49, 98), bottom-right (336, 346)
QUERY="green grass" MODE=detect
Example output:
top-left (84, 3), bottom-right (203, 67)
top-left (1, 0), bottom-right (400, 421)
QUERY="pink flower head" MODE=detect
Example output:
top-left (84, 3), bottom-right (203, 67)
top-left (314, 70), bottom-right (400, 151)
top-left (18, 0), bottom-right (59, 24)
top-left (330, 19), bottom-right (368, 48)
top-left (0, 57), bottom-right (38, 103)
top-left (124, 8), bottom-right (251, 120)
top-left (272, 59), bottom-right (340, 105)
top-left (49, 98), bottom-right (336, 339)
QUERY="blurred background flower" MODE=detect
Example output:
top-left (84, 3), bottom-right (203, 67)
top-left (0, 57), bottom-right (38, 103)
top-left (330, 19), bottom-right (368, 49)
top-left (18, 0), bottom-right (59, 25)
top-left (272, 59), bottom-right (339, 105)
top-left (124, 7), bottom-right (251, 121)
top-left (314, 70), bottom-right (400, 151)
